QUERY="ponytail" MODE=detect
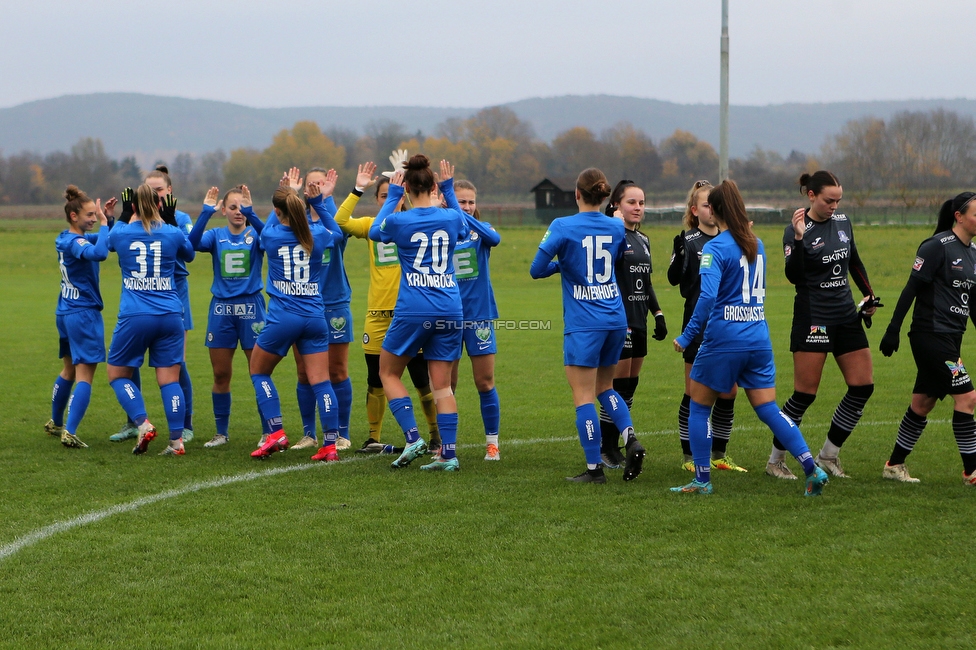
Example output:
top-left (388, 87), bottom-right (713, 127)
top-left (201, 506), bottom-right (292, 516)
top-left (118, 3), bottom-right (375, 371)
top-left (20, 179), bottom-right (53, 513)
top-left (708, 180), bottom-right (757, 262)
top-left (935, 192), bottom-right (976, 235)
top-left (134, 183), bottom-right (162, 233)
top-left (273, 187), bottom-right (313, 254)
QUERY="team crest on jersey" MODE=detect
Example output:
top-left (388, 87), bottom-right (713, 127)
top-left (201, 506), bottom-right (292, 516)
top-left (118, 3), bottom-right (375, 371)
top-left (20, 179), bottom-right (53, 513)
top-left (811, 237), bottom-right (824, 249)
top-left (251, 321), bottom-right (265, 335)
top-left (838, 231), bottom-right (849, 244)
top-left (913, 257), bottom-right (924, 271)
top-left (476, 326), bottom-right (491, 342)
top-left (470, 232), bottom-right (479, 241)
top-left (952, 258), bottom-right (963, 270)
top-left (700, 253), bottom-right (713, 268)
top-left (330, 317), bottom-right (346, 332)
top-left (245, 235), bottom-right (254, 245)
top-left (784, 245), bottom-right (792, 257)
top-left (363, 333), bottom-right (370, 344)
top-left (76, 238), bottom-right (89, 246)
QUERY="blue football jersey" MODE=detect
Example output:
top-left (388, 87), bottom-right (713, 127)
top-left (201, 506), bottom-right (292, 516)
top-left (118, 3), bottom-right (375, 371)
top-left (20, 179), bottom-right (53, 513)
top-left (174, 209), bottom-right (193, 279)
top-left (307, 195), bottom-right (352, 308)
top-left (368, 182), bottom-right (468, 320)
top-left (260, 220), bottom-right (336, 317)
top-left (109, 221), bottom-right (195, 316)
top-left (537, 212), bottom-right (628, 334)
top-left (55, 226), bottom-right (110, 314)
top-left (677, 230), bottom-right (770, 352)
top-left (195, 208), bottom-right (264, 299)
top-left (453, 215), bottom-right (500, 321)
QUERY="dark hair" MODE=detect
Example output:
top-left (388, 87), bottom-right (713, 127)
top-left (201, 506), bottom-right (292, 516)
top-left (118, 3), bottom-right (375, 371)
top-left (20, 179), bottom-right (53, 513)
top-left (708, 180), bottom-right (757, 262)
top-left (576, 168), bottom-right (612, 206)
top-left (222, 186), bottom-right (244, 207)
top-left (454, 179), bottom-right (481, 220)
top-left (146, 166), bottom-right (172, 189)
top-left (605, 179), bottom-right (638, 216)
top-left (798, 170), bottom-right (840, 197)
top-left (273, 187), bottom-right (313, 254)
top-left (934, 191), bottom-right (976, 235)
top-left (402, 154), bottom-right (435, 196)
top-left (63, 185), bottom-right (92, 223)
top-left (375, 176), bottom-right (390, 198)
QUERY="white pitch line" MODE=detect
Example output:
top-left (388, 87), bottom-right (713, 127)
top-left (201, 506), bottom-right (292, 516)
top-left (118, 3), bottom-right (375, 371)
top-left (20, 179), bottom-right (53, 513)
top-left (0, 418), bottom-right (948, 563)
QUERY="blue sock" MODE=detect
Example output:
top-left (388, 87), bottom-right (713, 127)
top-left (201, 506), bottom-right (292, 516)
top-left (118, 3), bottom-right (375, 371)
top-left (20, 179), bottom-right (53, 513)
top-left (159, 382), bottom-right (185, 441)
top-left (296, 381), bottom-right (317, 440)
top-left (597, 389), bottom-right (633, 438)
top-left (389, 396), bottom-right (420, 444)
top-left (312, 380), bottom-right (339, 444)
top-left (334, 378), bottom-right (353, 441)
top-left (212, 392), bottom-right (231, 437)
top-left (257, 396), bottom-right (273, 435)
top-left (755, 401), bottom-right (815, 476)
top-left (479, 388), bottom-right (500, 438)
top-left (110, 378), bottom-right (147, 425)
top-left (51, 376), bottom-right (74, 426)
top-left (64, 381), bottom-right (91, 435)
top-left (127, 367), bottom-right (142, 426)
top-left (575, 403), bottom-right (602, 466)
top-left (438, 412), bottom-right (458, 459)
top-left (179, 361), bottom-right (193, 430)
top-left (689, 400), bottom-right (713, 484)
top-left (251, 374), bottom-right (282, 433)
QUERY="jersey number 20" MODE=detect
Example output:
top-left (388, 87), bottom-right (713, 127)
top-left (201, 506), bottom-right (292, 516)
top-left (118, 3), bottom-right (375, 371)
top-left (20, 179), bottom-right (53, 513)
top-left (738, 255), bottom-right (766, 304)
top-left (411, 230), bottom-right (449, 274)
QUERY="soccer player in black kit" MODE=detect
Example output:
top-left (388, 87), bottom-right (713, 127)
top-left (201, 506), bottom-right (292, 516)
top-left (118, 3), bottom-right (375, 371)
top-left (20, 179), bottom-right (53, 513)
top-left (768, 171), bottom-right (879, 480)
top-left (880, 192), bottom-right (976, 485)
top-left (598, 180), bottom-right (665, 473)
top-left (668, 180), bottom-right (743, 472)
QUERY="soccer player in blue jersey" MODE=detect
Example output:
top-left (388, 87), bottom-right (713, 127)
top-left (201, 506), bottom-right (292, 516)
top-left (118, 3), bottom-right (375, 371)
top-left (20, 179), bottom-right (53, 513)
top-left (48, 186), bottom-right (114, 448)
top-left (249, 183), bottom-right (341, 461)
top-left (448, 179), bottom-right (502, 461)
top-left (283, 166), bottom-right (357, 453)
top-left (530, 167), bottom-right (646, 483)
top-left (367, 155), bottom-right (468, 471)
top-left (672, 180), bottom-right (829, 496)
top-left (188, 185), bottom-right (266, 448)
top-left (106, 184), bottom-right (196, 455)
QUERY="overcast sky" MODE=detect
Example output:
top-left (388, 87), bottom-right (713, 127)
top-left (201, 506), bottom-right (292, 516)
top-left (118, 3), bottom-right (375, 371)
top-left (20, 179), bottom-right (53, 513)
top-left (1, 0), bottom-right (970, 109)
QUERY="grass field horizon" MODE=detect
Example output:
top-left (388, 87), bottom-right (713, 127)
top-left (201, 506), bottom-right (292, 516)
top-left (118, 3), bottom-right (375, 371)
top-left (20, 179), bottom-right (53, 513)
top-left (1, 220), bottom-right (974, 648)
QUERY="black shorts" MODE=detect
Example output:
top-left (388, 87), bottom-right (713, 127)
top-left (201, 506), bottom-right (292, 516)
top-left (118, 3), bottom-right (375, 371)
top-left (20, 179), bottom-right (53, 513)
top-left (682, 332), bottom-right (704, 364)
top-left (909, 331), bottom-right (973, 399)
top-left (790, 315), bottom-right (869, 355)
top-left (620, 328), bottom-right (647, 360)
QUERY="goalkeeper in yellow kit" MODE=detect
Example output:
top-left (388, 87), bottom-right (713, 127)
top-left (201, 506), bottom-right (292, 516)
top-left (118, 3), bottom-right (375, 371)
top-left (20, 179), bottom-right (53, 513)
top-left (337, 157), bottom-right (441, 452)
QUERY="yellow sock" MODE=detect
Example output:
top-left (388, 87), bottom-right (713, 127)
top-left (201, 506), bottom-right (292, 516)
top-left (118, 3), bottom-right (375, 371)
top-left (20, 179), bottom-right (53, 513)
top-left (366, 386), bottom-right (386, 442)
top-left (417, 385), bottom-right (440, 444)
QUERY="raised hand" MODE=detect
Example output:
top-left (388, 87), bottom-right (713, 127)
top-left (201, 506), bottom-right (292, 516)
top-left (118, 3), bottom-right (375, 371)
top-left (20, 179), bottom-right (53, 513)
top-left (103, 197), bottom-right (118, 219)
top-left (356, 162), bottom-right (377, 189)
top-left (439, 159), bottom-right (454, 182)
top-left (94, 199), bottom-right (108, 226)
top-left (161, 194), bottom-right (178, 226)
top-left (791, 208), bottom-right (806, 240)
top-left (120, 187), bottom-right (135, 223)
top-left (304, 181), bottom-right (322, 200)
top-left (278, 172), bottom-right (290, 189)
top-left (382, 149), bottom-right (408, 179)
top-left (240, 185), bottom-right (252, 208)
top-left (204, 186), bottom-right (220, 208)
top-left (321, 169), bottom-right (338, 198)
top-left (389, 170), bottom-right (405, 187)
top-left (287, 167), bottom-right (303, 192)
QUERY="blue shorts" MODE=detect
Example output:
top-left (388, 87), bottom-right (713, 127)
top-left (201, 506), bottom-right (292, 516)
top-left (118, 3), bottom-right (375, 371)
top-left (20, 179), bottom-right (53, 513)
top-left (256, 309), bottom-right (329, 357)
top-left (691, 347), bottom-right (776, 394)
top-left (176, 277), bottom-right (193, 331)
top-left (564, 329), bottom-right (627, 368)
top-left (459, 320), bottom-right (497, 357)
top-left (383, 316), bottom-right (462, 362)
top-left (108, 313), bottom-right (184, 368)
top-left (206, 294), bottom-right (266, 350)
top-left (325, 305), bottom-right (354, 345)
top-left (57, 309), bottom-right (106, 365)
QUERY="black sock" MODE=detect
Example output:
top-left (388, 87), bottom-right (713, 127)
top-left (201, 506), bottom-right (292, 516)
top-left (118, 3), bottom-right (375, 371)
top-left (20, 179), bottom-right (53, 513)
top-left (711, 396), bottom-right (735, 456)
top-left (952, 410), bottom-right (976, 475)
top-left (889, 406), bottom-right (927, 465)
top-left (679, 393), bottom-right (691, 456)
top-left (826, 384), bottom-right (874, 448)
top-left (777, 391), bottom-right (816, 450)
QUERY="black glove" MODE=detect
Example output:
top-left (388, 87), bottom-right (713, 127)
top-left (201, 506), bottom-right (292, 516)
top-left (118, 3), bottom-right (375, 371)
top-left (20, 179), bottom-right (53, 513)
top-left (161, 194), bottom-right (178, 227)
top-left (879, 327), bottom-right (899, 357)
top-left (672, 232), bottom-right (685, 259)
top-left (858, 295), bottom-right (884, 329)
top-left (653, 313), bottom-right (668, 341)
top-left (119, 187), bottom-right (135, 223)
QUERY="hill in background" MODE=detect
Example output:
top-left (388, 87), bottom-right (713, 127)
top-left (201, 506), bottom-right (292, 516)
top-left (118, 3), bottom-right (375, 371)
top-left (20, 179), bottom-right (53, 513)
top-left (3, 93), bottom-right (975, 165)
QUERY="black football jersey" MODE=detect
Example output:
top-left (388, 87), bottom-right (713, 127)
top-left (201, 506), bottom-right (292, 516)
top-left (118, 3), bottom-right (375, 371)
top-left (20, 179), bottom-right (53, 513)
top-left (909, 231), bottom-right (976, 335)
top-left (616, 229), bottom-right (654, 330)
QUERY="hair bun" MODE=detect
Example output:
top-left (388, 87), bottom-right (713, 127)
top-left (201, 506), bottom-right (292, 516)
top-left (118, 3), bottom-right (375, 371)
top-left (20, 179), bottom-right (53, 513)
top-left (798, 173), bottom-right (812, 186)
top-left (404, 154), bottom-right (430, 171)
top-left (155, 164), bottom-right (169, 174)
top-left (64, 185), bottom-right (82, 201)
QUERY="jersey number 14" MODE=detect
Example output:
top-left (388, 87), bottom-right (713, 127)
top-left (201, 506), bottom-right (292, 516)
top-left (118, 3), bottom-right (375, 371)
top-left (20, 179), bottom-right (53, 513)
top-left (738, 255), bottom-right (766, 304)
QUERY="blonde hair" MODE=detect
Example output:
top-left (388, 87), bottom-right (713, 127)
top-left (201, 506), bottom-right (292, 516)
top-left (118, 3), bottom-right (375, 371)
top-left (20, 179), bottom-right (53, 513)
top-left (682, 180), bottom-right (712, 230)
top-left (272, 187), bottom-right (313, 254)
top-left (134, 183), bottom-right (162, 233)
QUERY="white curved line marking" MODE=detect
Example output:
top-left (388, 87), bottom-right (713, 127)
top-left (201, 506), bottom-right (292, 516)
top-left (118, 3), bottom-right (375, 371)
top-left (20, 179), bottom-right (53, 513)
top-left (0, 419), bottom-right (931, 562)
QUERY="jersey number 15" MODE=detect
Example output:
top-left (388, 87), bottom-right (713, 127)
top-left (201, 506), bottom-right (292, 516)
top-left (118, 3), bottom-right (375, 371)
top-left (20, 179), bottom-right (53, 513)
top-left (581, 235), bottom-right (613, 283)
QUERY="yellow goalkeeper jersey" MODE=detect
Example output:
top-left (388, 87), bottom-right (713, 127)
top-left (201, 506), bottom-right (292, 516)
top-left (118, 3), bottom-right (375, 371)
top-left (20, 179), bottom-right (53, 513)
top-left (335, 192), bottom-right (400, 311)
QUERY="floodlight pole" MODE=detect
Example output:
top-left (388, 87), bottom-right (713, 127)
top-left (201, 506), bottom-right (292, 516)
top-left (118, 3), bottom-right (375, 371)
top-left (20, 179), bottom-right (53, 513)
top-left (719, 0), bottom-right (730, 182)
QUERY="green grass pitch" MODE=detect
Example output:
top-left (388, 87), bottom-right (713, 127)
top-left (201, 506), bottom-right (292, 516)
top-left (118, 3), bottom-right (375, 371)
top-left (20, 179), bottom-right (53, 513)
top-left (1, 220), bottom-right (974, 648)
